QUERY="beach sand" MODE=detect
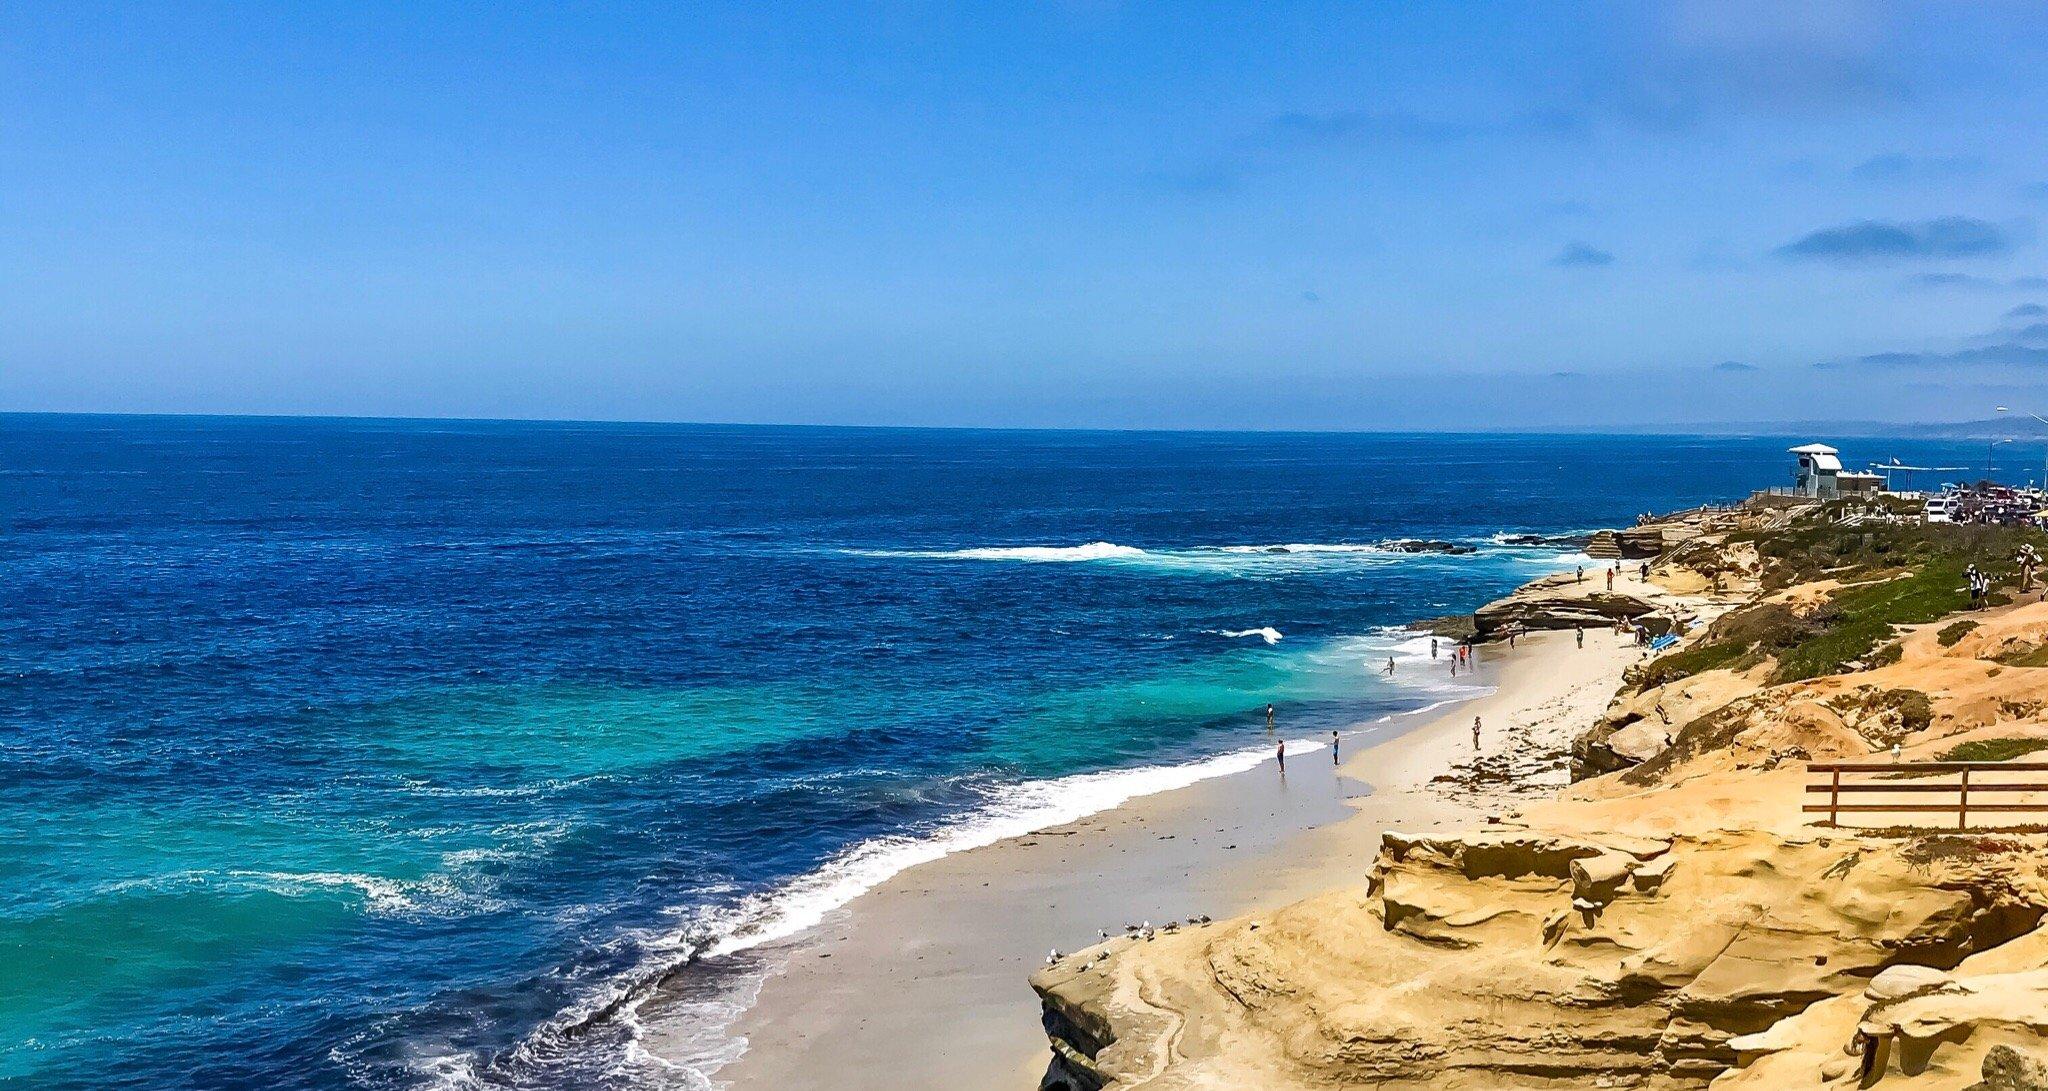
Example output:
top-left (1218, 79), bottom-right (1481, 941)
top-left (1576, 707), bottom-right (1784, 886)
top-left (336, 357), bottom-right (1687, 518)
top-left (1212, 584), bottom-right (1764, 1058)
top-left (704, 629), bottom-right (1637, 1090)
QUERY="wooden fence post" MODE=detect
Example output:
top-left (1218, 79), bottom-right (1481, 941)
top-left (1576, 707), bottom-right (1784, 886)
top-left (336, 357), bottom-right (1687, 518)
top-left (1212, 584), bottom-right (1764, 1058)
top-left (1830, 768), bottom-right (1841, 826)
top-left (1958, 767), bottom-right (1970, 831)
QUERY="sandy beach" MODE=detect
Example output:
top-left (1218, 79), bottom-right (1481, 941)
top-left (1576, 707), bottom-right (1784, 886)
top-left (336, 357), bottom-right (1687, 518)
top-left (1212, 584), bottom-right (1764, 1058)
top-left (706, 627), bottom-right (1637, 1089)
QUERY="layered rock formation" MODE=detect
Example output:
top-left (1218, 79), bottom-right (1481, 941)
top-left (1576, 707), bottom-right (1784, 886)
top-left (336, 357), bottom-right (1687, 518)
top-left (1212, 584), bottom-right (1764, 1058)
top-left (1471, 572), bottom-right (1664, 640)
top-left (1036, 824), bottom-right (2047, 1090)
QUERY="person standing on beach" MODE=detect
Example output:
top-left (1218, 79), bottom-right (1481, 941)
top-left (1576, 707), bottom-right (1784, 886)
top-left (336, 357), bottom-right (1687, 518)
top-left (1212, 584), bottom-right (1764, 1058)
top-left (1606, 567), bottom-right (1614, 591)
top-left (1331, 730), bottom-right (1340, 763)
top-left (1576, 565), bottom-right (1584, 584)
top-left (1472, 716), bottom-right (1481, 749)
top-left (1431, 638), bottom-right (1438, 659)
top-left (1576, 626), bottom-right (1585, 649)
top-left (1276, 739), bottom-right (1286, 773)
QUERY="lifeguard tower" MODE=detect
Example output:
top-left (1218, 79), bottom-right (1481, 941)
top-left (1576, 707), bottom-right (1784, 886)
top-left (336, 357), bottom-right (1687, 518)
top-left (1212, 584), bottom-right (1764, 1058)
top-left (1789, 443), bottom-right (1843, 498)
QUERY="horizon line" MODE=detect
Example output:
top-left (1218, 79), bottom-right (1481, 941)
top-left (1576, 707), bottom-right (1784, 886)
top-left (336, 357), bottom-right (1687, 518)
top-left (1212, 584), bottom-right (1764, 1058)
top-left (0, 407), bottom-right (2013, 439)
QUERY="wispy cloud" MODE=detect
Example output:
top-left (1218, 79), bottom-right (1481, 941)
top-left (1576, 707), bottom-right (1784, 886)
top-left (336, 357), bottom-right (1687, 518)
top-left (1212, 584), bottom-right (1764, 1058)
top-left (1902, 272), bottom-right (2048, 292)
top-left (1551, 242), bottom-right (1616, 267)
top-left (1850, 153), bottom-right (1981, 183)
top-left (1149, 108), bottom-right (1584, 195)
top-left (1777, 217), bottom-right (2014, 263)
top-left (1713, 360), bottom-right (1758, 372)
top-left (1818, 344), bottom-right (2048, 369)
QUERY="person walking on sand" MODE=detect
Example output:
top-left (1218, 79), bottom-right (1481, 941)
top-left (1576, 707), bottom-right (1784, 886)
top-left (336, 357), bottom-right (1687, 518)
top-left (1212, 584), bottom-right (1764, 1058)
top-left (1606, 567), bottom-right (1614, 591)
top-left (1276, 739), bottom-right (1286, 773)
top-left (1576, 565), bottom-right (1585, 584)
top-left (1472, 716), bottom-right (1481, 749)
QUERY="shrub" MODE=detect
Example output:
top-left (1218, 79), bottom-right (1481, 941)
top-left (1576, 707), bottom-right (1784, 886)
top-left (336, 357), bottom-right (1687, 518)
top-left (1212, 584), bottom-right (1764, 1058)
top-left (1629, 640), bottom-right (1752, 690)
top-left (1939, 737), bottom-right (2048, 763)
top-left (1936, 620), bottom-right (1979, 647)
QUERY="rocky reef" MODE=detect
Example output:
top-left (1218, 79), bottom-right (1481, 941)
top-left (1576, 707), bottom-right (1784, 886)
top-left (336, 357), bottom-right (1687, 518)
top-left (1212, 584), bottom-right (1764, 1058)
top-left (1470, 572), bottom-right (1664, 640)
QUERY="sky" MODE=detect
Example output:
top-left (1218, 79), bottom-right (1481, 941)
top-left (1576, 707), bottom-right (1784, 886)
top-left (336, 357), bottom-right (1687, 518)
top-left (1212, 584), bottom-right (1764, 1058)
top-left (6, 1), bottom-right (2048, 430)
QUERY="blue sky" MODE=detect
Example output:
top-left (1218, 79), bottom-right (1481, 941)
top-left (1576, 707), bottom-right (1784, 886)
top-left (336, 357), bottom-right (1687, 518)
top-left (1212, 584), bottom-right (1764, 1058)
top-left (6, 2), bottom-right (2048, 429)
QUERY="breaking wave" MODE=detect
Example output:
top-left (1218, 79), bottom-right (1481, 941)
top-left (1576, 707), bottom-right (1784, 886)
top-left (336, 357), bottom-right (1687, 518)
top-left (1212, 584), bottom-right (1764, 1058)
top-left (417, 740), bottom-right (1330, 1090)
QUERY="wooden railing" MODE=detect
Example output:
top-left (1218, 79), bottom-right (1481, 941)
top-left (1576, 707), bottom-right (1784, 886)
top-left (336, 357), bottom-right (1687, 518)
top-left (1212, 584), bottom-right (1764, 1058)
top-left (1805, 762), bottom-right (2048, 829)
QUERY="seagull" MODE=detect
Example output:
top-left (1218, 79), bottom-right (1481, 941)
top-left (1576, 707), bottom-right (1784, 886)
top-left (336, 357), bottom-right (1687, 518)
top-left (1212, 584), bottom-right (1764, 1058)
top-left (1045, 948), bottom-right (1062, 965)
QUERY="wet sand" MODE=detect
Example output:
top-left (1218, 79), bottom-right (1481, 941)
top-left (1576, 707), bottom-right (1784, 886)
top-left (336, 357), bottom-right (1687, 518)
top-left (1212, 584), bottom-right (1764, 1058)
top-left (701, 629), bottom-right (1637, 1089)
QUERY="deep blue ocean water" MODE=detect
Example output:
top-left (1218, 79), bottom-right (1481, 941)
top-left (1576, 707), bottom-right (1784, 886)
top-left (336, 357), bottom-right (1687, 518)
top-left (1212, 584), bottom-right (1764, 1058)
top-left (1, 416), bottom-right (2011, 1089)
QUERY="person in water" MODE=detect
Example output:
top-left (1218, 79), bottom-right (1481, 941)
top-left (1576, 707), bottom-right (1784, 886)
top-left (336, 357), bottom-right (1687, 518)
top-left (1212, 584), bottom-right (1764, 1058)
top-left (1384, 656), bottom-right (1396, 676)
top-left (1431, 638), bottom-right (1438, 658)
top-left (1265, 702), bottom-right (1275, 730)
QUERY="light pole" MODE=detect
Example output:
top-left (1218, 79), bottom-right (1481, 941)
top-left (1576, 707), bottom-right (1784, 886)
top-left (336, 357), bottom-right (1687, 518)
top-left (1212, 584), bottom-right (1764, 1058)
top-left (1994, 407), bottom-right (2048, 491)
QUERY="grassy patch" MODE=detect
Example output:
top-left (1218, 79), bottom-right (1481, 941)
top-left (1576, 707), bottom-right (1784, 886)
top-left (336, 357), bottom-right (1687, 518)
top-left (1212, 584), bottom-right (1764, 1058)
top-left (1628, 640), bottom-right (1753, 690)
top-left (1996, 644), bottom-right (2048, 668)
top-left (1936, 620), bottom-right (1979, 648)
top-left (1940, 737), bottom-right (2048, 763)
top-left (1770, 561), bottom-right (1975, 683)
top-left (1735, 518), bottom-right (2043, 591)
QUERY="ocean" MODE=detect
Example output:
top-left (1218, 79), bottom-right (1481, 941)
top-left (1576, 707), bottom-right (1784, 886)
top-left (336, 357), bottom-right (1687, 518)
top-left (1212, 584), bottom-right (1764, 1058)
top-left (0, 417), bottom-right (1998, 1089)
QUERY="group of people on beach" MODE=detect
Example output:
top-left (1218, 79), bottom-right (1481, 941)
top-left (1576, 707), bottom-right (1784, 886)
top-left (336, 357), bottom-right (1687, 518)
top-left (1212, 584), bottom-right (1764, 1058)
top-left (1428, 637), bottom-right (1477, 676)
top-left (1265, 703), bottom-right (1341, 774)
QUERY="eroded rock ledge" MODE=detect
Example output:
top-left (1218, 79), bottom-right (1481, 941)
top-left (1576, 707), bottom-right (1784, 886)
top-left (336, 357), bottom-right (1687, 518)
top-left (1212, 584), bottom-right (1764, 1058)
top-left (1033, 826), bottom-right (2047, 1089)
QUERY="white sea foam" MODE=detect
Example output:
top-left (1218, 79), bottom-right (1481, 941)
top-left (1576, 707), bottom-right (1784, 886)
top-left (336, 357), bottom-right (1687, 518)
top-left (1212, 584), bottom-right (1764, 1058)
top-left (1214, 626), bottom-right (1283, 645)
top-left (841, 541), bottom-right (1430, 579)
top-left (1217, 542), bottom-right (1389, 555)
top-left (427, 738), bottom-right (1334, 1091)
top-left (850, 541), bottom-right (1144, 562)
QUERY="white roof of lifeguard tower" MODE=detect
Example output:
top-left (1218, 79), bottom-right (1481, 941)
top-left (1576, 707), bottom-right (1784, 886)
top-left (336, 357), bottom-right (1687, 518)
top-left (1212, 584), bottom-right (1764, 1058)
top-left (1789, 442), bottom-right (1843, 471)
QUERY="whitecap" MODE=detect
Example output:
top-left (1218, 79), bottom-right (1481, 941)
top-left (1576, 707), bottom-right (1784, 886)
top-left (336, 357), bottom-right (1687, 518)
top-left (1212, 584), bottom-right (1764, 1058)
top-left (847, 541), bottom-right (1144, 563)
top-left (1214, 627), bottom-right (1284, 645)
